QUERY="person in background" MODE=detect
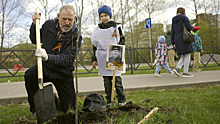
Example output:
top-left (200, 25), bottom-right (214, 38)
top-left (25, 5), bottom-right (82, 118)
top-left (192, 26), bottom-right (203, 72)
top-left (171, 7), bottom-right (194, 77)
top-left (154, 36), bottom-right (174, 77)
top-left (165, 29), bottom-right (175, 71)
top-left (91, 5), bottom-right (126, 107)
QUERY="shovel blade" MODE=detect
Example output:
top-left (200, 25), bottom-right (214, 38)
top-left (34, 84), bottom-right (57, 123)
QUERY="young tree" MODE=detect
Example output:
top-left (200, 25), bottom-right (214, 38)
top-left (141, 0), bottom-right (165, 43)
top-left (212, 0), bottom-right (220, 46)
top-left (0, 0), bottom-right (22, 50)
top-left (74, 0), bottom-right (84, 123)
top-left (24, 0), bottom-right (60, 21)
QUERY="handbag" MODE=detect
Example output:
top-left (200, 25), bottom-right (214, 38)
top-left (182, 17), bottom-right (195, 43)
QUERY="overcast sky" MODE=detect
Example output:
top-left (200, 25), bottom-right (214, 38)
top-left (2, 0), bottom-right (217, 48)
top-left (22, 0), bottom-right (206, 33)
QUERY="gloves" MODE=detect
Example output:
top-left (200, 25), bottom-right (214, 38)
top-left (35, 48), bottom-right (48, 61)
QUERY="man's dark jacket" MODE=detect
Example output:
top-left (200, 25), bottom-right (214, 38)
top-left (30, 18), bottom-right (82, 79)
top-left (171, 14), bottom-right (193, 55)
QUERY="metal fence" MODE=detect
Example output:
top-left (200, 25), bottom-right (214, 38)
top-left (0, 46), bottom-right (220, 78)
top-left (128, 46), bottom-right (220, 73)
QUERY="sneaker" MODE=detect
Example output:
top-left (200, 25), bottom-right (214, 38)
top-left (169, 71), bottom-right (174, 76)
top-left (154, 73), bottom-right (161, 77)
top-left (118, 102), bottom-right (126, 106)
top-left (182, 73), bottom-right (193, 77)
top-left (30, 112), bottom-right (36, 120)
top-left (106, 102), bottom-right (115, 108)
top-left (173, 68), bottom-right (181, 77)
top-left (193, 68), bottom-right (201, 72)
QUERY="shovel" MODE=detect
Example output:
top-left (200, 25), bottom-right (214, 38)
top-left (33, 8), bottom-right (57, 124)
top-left (111, 70), bottom-right (116, 102)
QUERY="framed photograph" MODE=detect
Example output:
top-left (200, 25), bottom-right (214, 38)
top-left (106, 44), bottom-right (125, 71)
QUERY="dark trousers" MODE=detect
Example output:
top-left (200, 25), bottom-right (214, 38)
top-left (103, 76), bottom-right (126, 104)
top-left (24, 65), bottom-right (76, 113)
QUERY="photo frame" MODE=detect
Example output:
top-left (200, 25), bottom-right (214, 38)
top-left (106, 44), bottom-right (125, 71)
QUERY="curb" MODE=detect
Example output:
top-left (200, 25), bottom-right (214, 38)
top-left (123, 80), bottom-right (220, 91)
top-left (0, 96), bottom-right (28, 105)
top-left (1, 80), bottom-right (219, 105)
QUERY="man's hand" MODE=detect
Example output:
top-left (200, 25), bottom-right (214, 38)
top-left (92, 61), bottom-right (98, 69)
top-left (35, 48), bottom-right (48, 61)
top-left (32, 12), bottom-right (41, 24)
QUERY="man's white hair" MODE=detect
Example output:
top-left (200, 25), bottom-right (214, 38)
top-left (59, 5), bottom-right (75, 16)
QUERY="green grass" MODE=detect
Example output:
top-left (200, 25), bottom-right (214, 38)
top-left (0, 63), bottom-right (220, 83)
top-left (0, 103), bottom-right (30, 124)
top-left (1, 84), bottom-right (220, 124)
top-left (0, 72), bottom-right (25, 83)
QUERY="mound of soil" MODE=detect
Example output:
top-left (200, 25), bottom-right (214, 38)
top-left (11, 101), bottom-right (177, 124)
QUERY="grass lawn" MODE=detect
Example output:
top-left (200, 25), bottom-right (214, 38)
top-left (0, 84), bottom-right (220, 124)
top-left (0, 63), bottom-right (220, 123)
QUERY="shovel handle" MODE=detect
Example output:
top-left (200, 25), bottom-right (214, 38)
top-left (111, 70), bottom-right (116, 102)
top-left (36, 8), bottom-right (43, 89)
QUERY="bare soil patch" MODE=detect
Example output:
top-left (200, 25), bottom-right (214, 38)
top-left (11, 101), bottom-right (178, 124)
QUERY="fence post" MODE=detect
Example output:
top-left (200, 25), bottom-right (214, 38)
top-left (126, 48), bottom-right (129, 71)
top-left (129, 46), bottom-right (133, 74)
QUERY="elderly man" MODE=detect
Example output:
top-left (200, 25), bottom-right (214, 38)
top-left (24, 5), bottom-right (82, 118)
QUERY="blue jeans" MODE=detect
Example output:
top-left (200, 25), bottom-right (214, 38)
top-left (155, 63), bottom-right (171, 74)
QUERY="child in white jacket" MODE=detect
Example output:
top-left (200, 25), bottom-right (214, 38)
top-left (91, 5), bottom-right (126, 107)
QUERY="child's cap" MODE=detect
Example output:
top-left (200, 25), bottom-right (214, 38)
top-left (98, 5), bottom-right (112, 19)
top-left (193, 26), bottom-right (200, 32)
top-left (111, 46), bottom-right (120, 51)
top-left (157, 36), bottom-right (165, 43)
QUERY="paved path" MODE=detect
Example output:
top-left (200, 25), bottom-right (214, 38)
top-left (0, 70), bottom-right (220, 105)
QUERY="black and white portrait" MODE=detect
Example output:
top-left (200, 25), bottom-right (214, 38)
top-left (109, 45), bottom-right (122, 63)
top-left (106, 44), bottom-right (125, 71)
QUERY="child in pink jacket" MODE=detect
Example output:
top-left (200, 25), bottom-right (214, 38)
top-left (154, 36), bottom-right (174, 77)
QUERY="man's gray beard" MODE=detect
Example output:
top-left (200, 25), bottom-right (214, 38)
top-left (60, 24), bottom-right (72, 32)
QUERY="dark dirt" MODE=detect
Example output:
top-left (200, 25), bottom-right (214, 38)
top-left (11, 101), bottom-right (178, 124)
